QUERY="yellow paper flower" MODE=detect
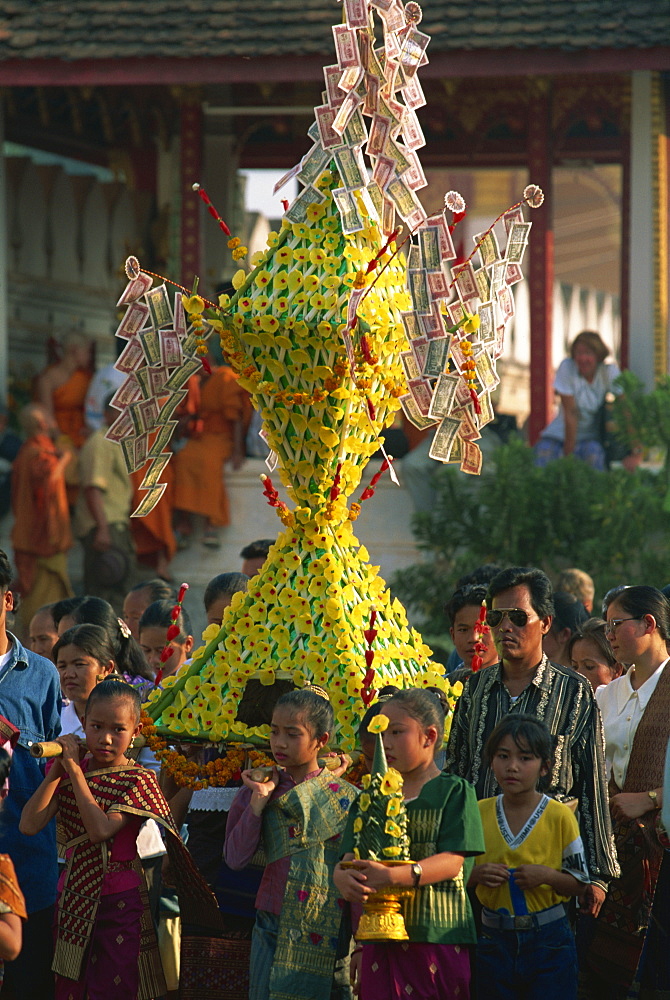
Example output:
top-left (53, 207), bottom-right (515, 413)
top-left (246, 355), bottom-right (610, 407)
top-left (361, 774), bottom-right (371, 789)
top-left (353, 817), bottom-right (363, 833)
top-left (382, 846), bottom-right (402, 858)
top-left (386, 797), bottom-right (401, 816)
top-left (358, 793), bottom-right (371, 812)
top-left (367, 714), bottom-right (389, 734)
top-left (380, 769), bottom-right (403, 795)
top-left (182, 294), bottom-right (205, 313)
top-left (306, 203), bottom-right (326, 222)
top-left (384, 819), bottom-right (402, 838)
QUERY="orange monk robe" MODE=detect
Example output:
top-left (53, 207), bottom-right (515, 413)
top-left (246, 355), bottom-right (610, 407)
top-left (172, 367), bottom-right (251, 527)
top-left (51, 369), bottom-right (92, 449)
top-left (11, 433), bottom-right (73, 634)
top-left (129, 464), bottom-right (177, 565)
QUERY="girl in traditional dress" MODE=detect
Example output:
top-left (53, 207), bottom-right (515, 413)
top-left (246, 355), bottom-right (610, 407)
top-left (19, 678), bottom-right (184, 1000)
top-left (224, 686), bottom-right (356, 1000)
top-left (334, 688), bottom-right (485, 1000)
top-left (585, 586), bottom-right (670, 999)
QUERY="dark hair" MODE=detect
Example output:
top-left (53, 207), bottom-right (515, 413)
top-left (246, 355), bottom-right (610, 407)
top-left (0, 550), bottom-right (12, 592)
top-left (33, 602), bottom-right (57, 623)
top-left (485, 714), bottom-right (554, 780)
top-left (456, 563), bottom-right (506, 589)
top-left (383, 689), bottom-right (445, 748)
top-left (53, 624), bottom-right (116, 669)
top-left (68, 597), bottom-right (152, 681)
top-left (608, 585), bottom-right (670, 641)
top-left (273, 687), bottom-right (334, 740)
top-left (602, 584), bottom-right (630, 616)
top-left (239, 539), bottom-right (274, 560)
top-left (204, 573), bottom-right (249, 612)
top-left (86, 678), bottom-right (141, 725)
top-left (570, 330), bottom-right (609, 365)
top-left (357, 685), bottom-right (400, 741)
top-left (487, 566), bottom-right (554, 619)
top-left (566, 618), bottom-right (618, 669)
top-left (551, 591), bottom-right (589, 635)
top-left (127, 579), bottom-right (176, 603)
top-left (0, 748), bottom-right (12, 791)
top-left (444, 584), bottom-right (488, 626)
top-left (52, 596), bottom-right (86, 628)
top-left (139, 600), bottom-right (192, 644)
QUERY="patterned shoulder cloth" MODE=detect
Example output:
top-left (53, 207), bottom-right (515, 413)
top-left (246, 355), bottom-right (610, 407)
top-left (264, 771), bottom-right (358, 1000)
top-left (54, 762), bottom-right (221, 996)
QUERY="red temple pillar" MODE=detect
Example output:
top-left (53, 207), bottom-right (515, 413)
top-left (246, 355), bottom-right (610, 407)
top-left (527, 82), bottom-right (554, 445)
top-left (180, 97), bottom-right (202, 290)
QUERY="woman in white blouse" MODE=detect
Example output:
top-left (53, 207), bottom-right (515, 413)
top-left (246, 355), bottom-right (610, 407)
top-left (585, 586), bottom-right (670, 999)
top-left (534, 330), bottom-right (625, 471)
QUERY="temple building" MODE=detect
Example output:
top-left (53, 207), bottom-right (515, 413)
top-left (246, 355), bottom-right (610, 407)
top-left (0, 1), bottom-right (668, 438)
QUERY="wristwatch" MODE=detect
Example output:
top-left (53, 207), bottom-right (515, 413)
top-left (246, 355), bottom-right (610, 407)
top-left (411, 863), bottom-right (423, 888)
top-left (648, 789), bottom-right (660, 809)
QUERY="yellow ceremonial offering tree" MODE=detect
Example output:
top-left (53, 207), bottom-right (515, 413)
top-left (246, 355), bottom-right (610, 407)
top-left (145, 170), bottom-right (460, 766)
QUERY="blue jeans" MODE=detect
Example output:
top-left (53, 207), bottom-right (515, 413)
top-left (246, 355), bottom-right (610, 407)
top-left (477, 914), bottom-right (577, 1000)
top-left (534, 436), bottom-right (606, 471)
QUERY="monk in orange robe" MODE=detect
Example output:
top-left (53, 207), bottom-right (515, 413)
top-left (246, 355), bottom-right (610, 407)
top-left (173, 363), bottom-right (250, 547)
top-left (35, 332), bottom-right (93, 449)
top-left (10, 405), bottom-right (73, 639)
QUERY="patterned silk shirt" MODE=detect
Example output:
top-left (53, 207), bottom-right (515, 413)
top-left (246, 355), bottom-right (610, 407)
top-left (444, 655), bottom-right (620, 889)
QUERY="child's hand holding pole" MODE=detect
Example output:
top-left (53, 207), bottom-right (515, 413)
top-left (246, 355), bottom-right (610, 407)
top-left (56, 735), bottom-right (86, 777)
top-left (241, 767), bottom-right (281, 817)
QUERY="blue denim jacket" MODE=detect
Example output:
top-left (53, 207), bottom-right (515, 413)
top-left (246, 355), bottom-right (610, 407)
top-left (0, 634), bottom-right (61, 913)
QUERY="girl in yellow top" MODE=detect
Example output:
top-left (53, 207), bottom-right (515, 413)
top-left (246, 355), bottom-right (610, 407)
top-left (469, 714), bottom-right (590, 1000)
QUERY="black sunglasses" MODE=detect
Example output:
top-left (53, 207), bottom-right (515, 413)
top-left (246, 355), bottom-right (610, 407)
top-left (485, 608), bottom-right (539, 629)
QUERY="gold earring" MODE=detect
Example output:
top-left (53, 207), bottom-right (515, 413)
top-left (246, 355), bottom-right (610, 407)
top-left (95, 674), bottom-right (106, 683)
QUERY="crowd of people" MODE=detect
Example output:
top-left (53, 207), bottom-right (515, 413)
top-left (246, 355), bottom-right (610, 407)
top-left (10, 332), bottom-right (251, 621)
top-left (0, 538), bottom-right (661, 1000)
top-left (0, 327), bottom-right (663, 999)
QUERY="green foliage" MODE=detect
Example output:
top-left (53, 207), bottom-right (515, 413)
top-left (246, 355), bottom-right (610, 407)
top-left (612, 371), bottom-right (670, 483)
top-left (391, 439), bottom-right (670, 639)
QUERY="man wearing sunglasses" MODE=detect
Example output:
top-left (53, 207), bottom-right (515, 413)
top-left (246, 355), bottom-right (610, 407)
top-left (445, 566), bottom-right (619, 917)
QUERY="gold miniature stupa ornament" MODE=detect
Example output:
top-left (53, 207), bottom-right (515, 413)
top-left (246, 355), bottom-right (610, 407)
top-left (107, 1), bottom-right (542, 772)
top-left (344, 713), bottom-right (414, 941)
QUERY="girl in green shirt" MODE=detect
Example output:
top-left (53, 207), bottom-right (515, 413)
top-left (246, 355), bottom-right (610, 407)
top-left (334, 689), bottom-right (485, 999)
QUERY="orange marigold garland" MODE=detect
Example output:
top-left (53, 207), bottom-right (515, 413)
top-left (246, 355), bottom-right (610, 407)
top-left (140, 712), bottom-right (274, 789)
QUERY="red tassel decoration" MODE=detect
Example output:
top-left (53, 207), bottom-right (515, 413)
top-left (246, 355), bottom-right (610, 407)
top-left (192, 183), bottom-right (231, 236)
top-left (355, 458), bottom-right (393, 507)
top-left (469, 388), bottom-right (482, 415)
top-left (361, 608), bottom-right (378, 706)
top-left (155, 581), bottom-right (189, 688)
top-left (329, 463), bottom-right (342, 503)
top-left (470, 603), bottom-right (490, 672)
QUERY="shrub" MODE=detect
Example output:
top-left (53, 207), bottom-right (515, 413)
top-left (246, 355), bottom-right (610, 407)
top-left (391, 439), bottom-right (670, 641)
